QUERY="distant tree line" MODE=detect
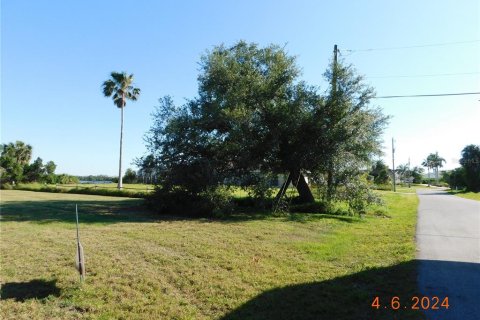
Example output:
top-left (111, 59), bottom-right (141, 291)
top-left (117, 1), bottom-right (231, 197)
top-left (0, 141), bottom-right (78, 187)
top-left (76, 174), bottom-right (118, 183)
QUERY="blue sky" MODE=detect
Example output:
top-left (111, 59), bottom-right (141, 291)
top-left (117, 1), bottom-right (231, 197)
top-left (2, 0), bottom-right (479, 176)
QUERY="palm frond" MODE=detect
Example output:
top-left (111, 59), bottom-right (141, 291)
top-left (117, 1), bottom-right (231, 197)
top-left (102, 80), bottom-right (116, 97)
top-left (102, 71), bottom-right (140, 108)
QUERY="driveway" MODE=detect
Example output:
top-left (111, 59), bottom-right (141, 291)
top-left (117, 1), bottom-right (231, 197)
top-left (416, 188), bottom-right (480, 320)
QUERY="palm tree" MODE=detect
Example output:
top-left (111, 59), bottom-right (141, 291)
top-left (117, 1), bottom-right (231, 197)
top-left (423, 152), bottom-right (446, 186)
top-left (422, 157), bottom-right (434, 186)
top-left (102, 72), bottom-right (140, 189)
top-left (429, 152), bottom-right (446, 184)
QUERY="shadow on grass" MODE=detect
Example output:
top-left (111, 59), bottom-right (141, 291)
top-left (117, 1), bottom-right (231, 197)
top-left (221, 260), bottom-right (480, 320)
top-left (417, 192), bottom-right (451, 196)
top-left (1, 198), bottom-right (360, 225)
top-left (221, 260), bottom-right (422, 320)
top-left (0, 199), bottom-right (154, 224)
top-left (1, 279), bottom-right (60, 302)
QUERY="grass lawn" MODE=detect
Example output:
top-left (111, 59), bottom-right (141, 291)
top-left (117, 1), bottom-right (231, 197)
top-left (0, 190), bottom-right (422, 319)
top-left (448, 189), bottom-right (480, 201)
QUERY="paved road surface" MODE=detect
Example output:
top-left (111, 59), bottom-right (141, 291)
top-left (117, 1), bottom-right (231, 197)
top-left (416, 189), bottom-right (480, 320)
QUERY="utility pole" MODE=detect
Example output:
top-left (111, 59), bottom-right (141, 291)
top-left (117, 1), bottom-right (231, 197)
top-left (392, 138), bottom-right (396, 192)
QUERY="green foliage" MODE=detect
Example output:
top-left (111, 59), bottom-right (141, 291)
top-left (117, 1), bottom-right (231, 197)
top-left (148, 186), bottom-right (233, 217)
top-left (75, 175), bottom-right (116, 182)
top-left (459, 144), bottom-right (480, 192)
top-left (0, 141), bottom-right (32, 183)
top-left (337, 176), bottom-right (384, 215)
top-left (135, 154), bottom-right (157, 184)
top-left (0, 182), bottom-right (14, 190)
top-left (56, 174), bottom-right (79, 184)
top-left (241, 172), bottom-right (275, 208)
top-left (102, 72), bottom-right (141, 108)
top-left (422, 152), bottom-right (445, 184)
top-left (123, 168), bottom-right (138, 183)
top-left (410, 166), bottom-right (424, 184)
top-left (289, 201), bottom-right (327, 214)
top-left (144, 41), bottom-right (388, 212)
top-left (24, 157), bottom-right (46, 182)
top-left (0, 142), bottom-right (62, 185)
top-left (369, 160), bottom-right (390, 185)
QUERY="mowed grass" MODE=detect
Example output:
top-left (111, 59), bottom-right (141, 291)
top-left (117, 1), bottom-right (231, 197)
top-left (0, 190), bottom-right (422, 319)
top-left (448, 189), bottom-right (480, 201)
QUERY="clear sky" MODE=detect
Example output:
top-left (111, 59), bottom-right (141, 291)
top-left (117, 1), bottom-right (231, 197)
top-left (2, 0), bottom-right (479, 176)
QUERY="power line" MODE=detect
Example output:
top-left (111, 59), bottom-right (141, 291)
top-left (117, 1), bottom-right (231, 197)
top-left (374, 92), bottom-right (480, 99)
top-left (344, 40), bottom-right (480, 53)
top-left (367, 71), bottom-right (480, 79)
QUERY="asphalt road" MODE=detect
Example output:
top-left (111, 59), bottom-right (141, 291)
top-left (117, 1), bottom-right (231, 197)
top-left (416, 188), bottom-right (480, 320)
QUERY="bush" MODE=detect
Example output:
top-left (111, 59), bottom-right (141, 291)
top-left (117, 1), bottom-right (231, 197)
top-left (148, 186), bottom-right (233, 217)
top-left (290, 201), bottom-right (327, 213)
top-left (1, 182), bottom-right (13, 190)
top-left (372, 184), bottom-right (392, 191)
top-left (339, 179), bottom-right (384, 215)
top-left (232, 196), bottom-right (257, 208)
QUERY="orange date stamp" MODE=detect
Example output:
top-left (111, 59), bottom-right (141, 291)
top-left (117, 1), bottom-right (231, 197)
top-left (371, 296), bottom-right (449, 310)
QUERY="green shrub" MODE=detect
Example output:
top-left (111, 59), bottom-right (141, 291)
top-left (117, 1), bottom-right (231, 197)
top-left (289, 201), bottom-right (327, 213)
top-left (339, 179), bottom-right (384, 215)
top-left (232, 196), bottom-right (257, 208)
top-left (148, 186), bottom-right (233, 217)
top-left (1, 182), bottom-right (13, 190)
top-left (372, 184), bottom-right (392, 191)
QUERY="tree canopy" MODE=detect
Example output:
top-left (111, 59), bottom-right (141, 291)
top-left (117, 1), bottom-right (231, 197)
top-left (459, 144), bottom-right (480, 191)
top-left (144, 41), bottom-right (388, 213)
top-left (0, 141), bottom-right (64, 185)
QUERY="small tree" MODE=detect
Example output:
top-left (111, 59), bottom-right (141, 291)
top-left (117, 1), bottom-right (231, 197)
top-left (369, 160), bottom-right (390, 185)
top-left (123, 168), bottom-right (138, 184)
top-left (410, 166), bottom-right (424, 184)
top-left (443, 167), bottom-right (466, 190)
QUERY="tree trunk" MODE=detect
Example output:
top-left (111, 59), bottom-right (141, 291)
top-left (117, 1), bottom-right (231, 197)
top-left (427, 167), bottom-right (430, 186)
top-left (291, 169), bottom-right (315, 203)
top-left (275, 169), bottom-right (315, 204)
top-left (274, 172), bottom-right (292, 204)
top-left (326, 161), bottom-right (334, 202)
top-left (118, 104), bottom-right (124, 189)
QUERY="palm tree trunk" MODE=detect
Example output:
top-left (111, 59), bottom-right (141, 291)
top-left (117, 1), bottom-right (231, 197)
top-left (427, 167), bottom-right (430, 186)
top-left (118, 104), bottom-right (124, 189)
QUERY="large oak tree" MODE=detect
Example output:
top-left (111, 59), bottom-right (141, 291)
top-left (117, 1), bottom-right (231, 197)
top-left (146, 41), bottom-right (388, 204)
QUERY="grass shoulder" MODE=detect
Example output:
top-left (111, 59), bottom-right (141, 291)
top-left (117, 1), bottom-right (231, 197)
top-left (448, 189), bottom-right (480, 201)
